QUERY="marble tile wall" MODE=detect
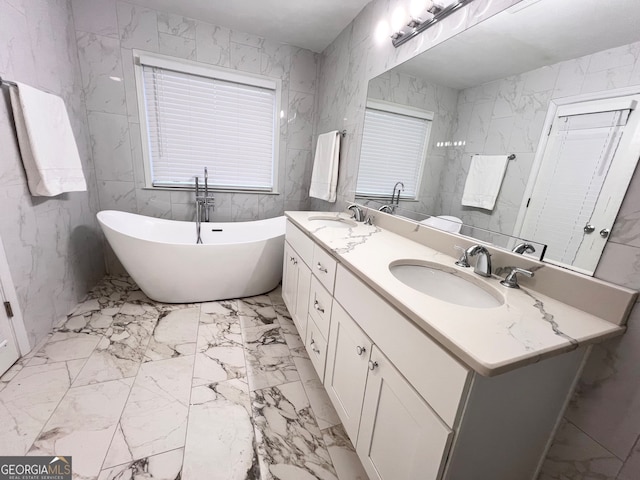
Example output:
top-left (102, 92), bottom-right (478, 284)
top-left (72, 0), bottom-right (320, 270)
top-left (311, 1), bottom-right (640, 478)
top-left (0, 0), bottom-right (105, 348)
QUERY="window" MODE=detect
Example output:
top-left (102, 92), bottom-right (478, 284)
top-left (134, 52), bottom-right (280, 191)
top-left (356, 99), bottom-right (433, 199)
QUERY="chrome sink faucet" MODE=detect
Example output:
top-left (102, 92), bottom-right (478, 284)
top-left (465, 245), bottom-right (492, 277)
top-left (512, 242), bottom-right (536, 255)
top-left (347, 204), bottom-right (365, 222)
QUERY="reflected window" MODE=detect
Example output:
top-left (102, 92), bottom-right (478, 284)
top-left (357, 99), bottom-right (433, 199)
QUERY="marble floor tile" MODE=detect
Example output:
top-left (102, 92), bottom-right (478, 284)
top-left (302, 377), bottom-right (341, 430)
top-left (322, 424), bottom-right (368, 480)
top-left (28, 378), bottom-right (134, 479)
top-left (97, 448), bottom-right (184, 480)
top-left (27, 331), bottom-right (101, 365)
top-left (73, 313), bottom-right (157, 386)
top-left (242, 325), bottom-right (300, 391)
top-left (268, 286), bottom-right (285, 307)
top-left (183, 380), bottom-right (258, 480)
top-left (0, 362), bottom-right (73, 455)
top-left (252, 381), bottom-right (337, 480)
top-left (144, 307), bottom-right (200, 361)
top-left (193, 315), bottom-right (246, 387)
top-left (238, 295), bottom-right (279, 328)
top-left (201, 300), bottom-right (239, 322)
top-left (104, 355), bottom-right (194, 468)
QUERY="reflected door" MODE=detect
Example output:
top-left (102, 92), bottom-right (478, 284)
top-left (518, 94), bottom-right (640, 274)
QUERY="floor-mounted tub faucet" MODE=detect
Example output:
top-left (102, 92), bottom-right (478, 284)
top-left (195, 167), bottom-right (215, 223)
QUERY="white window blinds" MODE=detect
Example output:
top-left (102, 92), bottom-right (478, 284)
top-left (357, 106), bottom-right (431, 198)
top-left (141, 63), bottom-right (277, 190)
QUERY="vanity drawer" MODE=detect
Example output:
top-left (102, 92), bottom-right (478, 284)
top-left (306, 316), bottom-right (328, 382)
top-left (286, 220), bottom-right (314, 267)
top-left (312, 245), bottom-right (338, 292)
top-left (334, 265), bottom-right (471, 427)
top-left (308, 276), bottom-right (333, 338)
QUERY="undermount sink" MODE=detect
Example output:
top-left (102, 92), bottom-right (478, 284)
top-left (389, 260), bottom-right (504, 309)
top-left (308, 216), bottom-right (357, 228)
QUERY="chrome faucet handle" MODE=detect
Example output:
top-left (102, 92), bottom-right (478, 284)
top-left (500, 267), bottom-right (534, 289)
top-left (512, 242), bottom-right (536, 254)
top-left (454, 245), bottom-right (470, 268)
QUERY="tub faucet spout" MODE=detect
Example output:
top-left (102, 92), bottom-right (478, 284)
top-left (195, 167), bottom-right (215, 225)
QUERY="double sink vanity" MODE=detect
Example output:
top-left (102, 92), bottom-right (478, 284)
top-left (282, 208), bottom-right (636, 480)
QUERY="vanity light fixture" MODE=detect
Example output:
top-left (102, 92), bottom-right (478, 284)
top-left (391, 0), bottom-right (476, 47)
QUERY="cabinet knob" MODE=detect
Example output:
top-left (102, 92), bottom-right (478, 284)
top-left (600, 228), bottom-right (610, 238)
top-left (356, 345), bottom-right (366, 356)
top-left (316, 262), bottom-right (328, 273)
top-left (310, 339), bottom-right (320, 354)
top-left (313, 300), bottom-right (324, 313)
top-left (292, 258), bottom-right (298, 265)
top-left (368, 360), bottom-right (378, 371)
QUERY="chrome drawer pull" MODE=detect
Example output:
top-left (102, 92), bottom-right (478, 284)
top-left (316, 262), bottom-right (328, 273)
top-left (356, 345), bottom-right (366, 356)
top-left (310, 338), bottom-right (320, 354)
top-left (368, 360), bottom-right (378, 371)
top-left (314, 300), bottom-right (324, 313)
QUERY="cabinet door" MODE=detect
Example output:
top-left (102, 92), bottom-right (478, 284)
top-left (294, 261), bottom-right (311, 340)
top-left (282, 242), bottom-right (298, 315)
top-left (325, 302), bottom-right (372, 444)
top-left (357, 346), bottom-right (453, 480)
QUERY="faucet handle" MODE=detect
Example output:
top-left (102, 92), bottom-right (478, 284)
top-left (500, 267), bottom-right (534, 289)
top-left (454, 245), bottom-right (470, 268)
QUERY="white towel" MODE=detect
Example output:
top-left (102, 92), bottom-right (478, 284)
top-left (420, 215), bottom-right (463, 233)
top-left (461, 155), bottom-right (509, 210)
top-left (9, 82), bottom-right (87, 197)
top-left (309, 131), bottom-right (340, 202)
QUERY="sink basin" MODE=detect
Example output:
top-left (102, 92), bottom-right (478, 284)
top-left (308, 216), bottom-right (357, 228)
top-left (389, 260), bottom-right (504, 308)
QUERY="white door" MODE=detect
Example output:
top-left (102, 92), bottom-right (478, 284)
top-left (0, 273), bottom-right (20, 376)
top-left (356, 346), bottom-right (453, 480)
top-left (325, 302), bottom-right (373, 444)
top-left (518, 94), bottom-right (640, 274)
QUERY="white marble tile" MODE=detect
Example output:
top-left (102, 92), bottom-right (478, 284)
top-left (0, 363), bottom-right (72, 455)
top-left (120, 48), bottom-right (140, 123)
top-left (290, 48), bottom-right (318, 95)
top-left (135, 188), bottom-right (173, 219)
top-left (27, 331), bottom-right (100, 365)
top-left (230, 30), bottom-right (264, 48)
top-left (183, 380), bottom-right (257, 480)
top-left (104, 355), bottom-right (194, 468)
top-left (76, 32), bottom-right (127, 115)
top-left (159, 33), bottom-right (196, 60)
top-left (117, 1), bottom-right (159, 51)
top-left (98, 448), bottom-right (184, 480)
top-left (242, 325), bottom-right (299, 391)
top-left (538, 420), bottom-right (622, 480)
top-left (28, 378), bottom-right (134, 479)
top-left (261, 40), bottom-right (291, 78)
top-left (97, 180), bottom-right (137, 213)
top-left (238, 295), bottom-right (278, 328)
top-left (88, 112), bottom-right (134, 181)
top-left (230, 193), bottom-right (260, 222)
top-left (252, 381), bottom-right (337, 479)
top-left (302, 376), bottom-right (341, 431)
top-left (73, 313), bottom-right (156, 386)
top-left (230, 42), bottom-right (261, 74)
top-left (145, 307), bottom-right (200, 361)
top-left (288, 91), bottom-right (315, 150)
top-left (72, 0), bottom-right (119, 37)
top-left (322, 424), bottom-right (368, 480)
top-left (158, 12), bottom-right (196, 39)
top-left (195, 21), bottom-right (230, 67)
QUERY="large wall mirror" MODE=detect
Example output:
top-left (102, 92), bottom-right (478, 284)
top-left (357, 0), bottom-right (640, 275)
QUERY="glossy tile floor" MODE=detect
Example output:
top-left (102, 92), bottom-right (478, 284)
top-left (0, 276), bottom-right (368, 480)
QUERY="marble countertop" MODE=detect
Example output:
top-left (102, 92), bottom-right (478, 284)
top-left (285, 211), bottom-right (625, 376)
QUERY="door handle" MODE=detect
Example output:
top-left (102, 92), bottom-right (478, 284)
top-left (584, 224), bottom-right (595, 234)
top-left (600, 228), bottom-right (610, 238)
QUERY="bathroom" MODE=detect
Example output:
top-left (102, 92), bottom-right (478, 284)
top-left (1, 0), bottom-right (640, 478)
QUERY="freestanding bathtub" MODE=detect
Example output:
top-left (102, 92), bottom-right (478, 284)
top-left (97, 210), bottom-right (285, 303)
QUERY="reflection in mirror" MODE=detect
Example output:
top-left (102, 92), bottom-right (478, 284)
top-left (356, 0), bottom-right (640, 275)
top-left (360, 198), bottom-right (546, 261)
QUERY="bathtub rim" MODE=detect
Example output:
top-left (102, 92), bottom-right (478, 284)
top-left (97, 210), bottom-right (286, 247)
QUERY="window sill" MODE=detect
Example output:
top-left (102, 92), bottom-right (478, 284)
top-left (142, 186), bottom-right (281, 195)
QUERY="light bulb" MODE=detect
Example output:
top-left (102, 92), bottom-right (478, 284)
top-left (375, 19), bottom-right (391, 44)
top-left (391, 6), bottom-right (407, 33)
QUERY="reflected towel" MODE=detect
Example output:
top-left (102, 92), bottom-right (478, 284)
top-left (309, 131), bottom-right (340, 202)
top-left (9, 82), bottom-right (87, 196)
top-left (461, 155), bottom-right (509, 211)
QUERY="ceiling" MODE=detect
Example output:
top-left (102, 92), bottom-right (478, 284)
top-left (129, 0), bottom-right (372, 52)
top-left (395, 0), bottom-right (640, 89)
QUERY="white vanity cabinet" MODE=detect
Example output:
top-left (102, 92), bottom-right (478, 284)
top-left (283, 219), bottom-right (591, 480)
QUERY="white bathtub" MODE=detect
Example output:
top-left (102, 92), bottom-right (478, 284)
top-left (97, 210), bottom-right (285, 303)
